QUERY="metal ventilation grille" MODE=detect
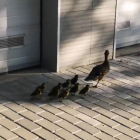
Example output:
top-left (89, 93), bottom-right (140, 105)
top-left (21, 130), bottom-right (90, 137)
top-left (0, 35), bottom-right (24, 49)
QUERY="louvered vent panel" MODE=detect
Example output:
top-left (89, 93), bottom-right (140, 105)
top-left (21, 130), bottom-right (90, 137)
top-left (0, 36), bottom-right (24, 49)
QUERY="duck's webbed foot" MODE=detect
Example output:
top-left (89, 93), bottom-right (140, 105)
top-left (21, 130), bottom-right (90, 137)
top-left (93, 80), bottom-right (99, 88)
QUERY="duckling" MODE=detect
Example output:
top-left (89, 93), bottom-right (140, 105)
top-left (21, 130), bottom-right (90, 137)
top-left (62, 79), bottom-right (71, 89)
top-left (85, 50), bottom-right (110, 88)
top-left (70, 83), bottom-right (79, 96)
top-left (36, 83), bottom-right (46, 93)
top-left (48, 83), bottom-right (62, 99)
top-left (30, 88), bottom-right (41, 99)
top-left (58, 89), bottom-right (70, 102)
top-left (71, 75), bottom-right (78, 86)
top-left (79, 85), bottom-right (90, 98)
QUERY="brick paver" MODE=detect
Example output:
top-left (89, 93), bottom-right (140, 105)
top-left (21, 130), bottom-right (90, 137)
top-left (77, 107), bottom-right (100, 118)
top-left (41, 104), bottom-right (64, 115)
top-left (0, 114), bottom-right (5, 119)
top-left (131, 117), bottom-right (140, 125)
top-left (19, 110), bottom-right (43, 122)
top-left (38, 111), bottom-right (62, 123)
top-left (5, 102), bottom-right (27, 113)
top-left (16, 118), bottom-right (41, 132)
top-left (57, 112), bottom-right (82, 124)
top-left (0, 137), bottom-right (5, 140)
top-left (1, 54), bottom-right (140, 139)
top-left (75, 130), bottom-right (99, 140)
top-left (129, 103), bottom-right (140, 111)
top-left (0, 104), bottom-right (8, 112)
top-left (1, 109), bottom-right (23, 122)
top-left (36, 119), bottom-right (61, 132)
top-left (112, 108), bottom-right (136, 120)
top-left (115, 134), bottom-right (133, 140)
top-left (21, 103), bottom-right (45, 114)
top-left (111, 102), bottom-right (134, 112)
top-left (13, 127), bottom-right (39, 140)
top-left (94, 107), bottom-right (118, 119)
top-left (60, 106), bottom-right (81, 116)
top-left (55, 120), bottom-right (81, 134)
top-left (95, 115), bottom-right (120, 128)
top-left (34, 128), bottom-right (60, 140)
top-left (49, 101), bottom-right (65, 108)
top-left (95, 124), bottom-right (121, 137)
top-left (0, 126), bottom-right (18, 140)
top-left (76, 100), bottom-right (99, 110)
top-left (114, 125), bottom-right (140, 138)
top-left (113, 116), bottom-right (138, 129)
top-left (95, 132), bottom-right (118, 140)
top-left (76, 114), bottom-right (101, 126)
top-left (110, 96), bottom-right (132, 106)
top-left (0, 118), bottom-right (20, 131)
top-left (55, 129), bottom-right (81, 140)
top-left (94, 95), bottom-right (116, 104)
top-left (80, 95), bottom-right (99, 103)
top-left (75, 121), bottom-right (101, 135)
top-left (94, 101), bottom-right (115, 111)
top-left (62, 99), bottom-right (81, 109)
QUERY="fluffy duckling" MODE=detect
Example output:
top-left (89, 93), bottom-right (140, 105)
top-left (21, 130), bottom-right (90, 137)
top-left (70, 83), bottom-right (79, 96)
top-left (85, 50), bottom-right (110, 88)
top-left (58, 89), bottom-right (70, 102)
top-left (48, 83), bottom-right (62, 99)
top-left (30, 88), bottom-right (41, 99)
top-left (79, 85), bottom-right (90, 98)
top-left (71, 75), bottom-right (78, 86)
top-left (36, 83), bottom-right (46, 93)
top-left (62, 79), bottom-right (71, 89)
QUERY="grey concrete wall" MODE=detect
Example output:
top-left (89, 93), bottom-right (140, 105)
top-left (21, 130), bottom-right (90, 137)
top-left (0, 0), bottom-right (40, 72)
top-left (116, 0), bottom-right (140, 48)
top-left (59, 0), bottom-right (116, 70)
top-left (42, 0), bottom-right (59, 72)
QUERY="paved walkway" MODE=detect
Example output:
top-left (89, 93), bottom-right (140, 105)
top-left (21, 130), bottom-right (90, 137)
top-left (1, 53), bottom-right (140, 139)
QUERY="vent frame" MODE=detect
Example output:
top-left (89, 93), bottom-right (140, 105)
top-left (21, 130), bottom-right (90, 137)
top-left (0, 34), bottom-right (25, 50)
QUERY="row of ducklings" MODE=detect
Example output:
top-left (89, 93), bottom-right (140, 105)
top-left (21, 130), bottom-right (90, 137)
top-left (48, 83), bottom-right (90, 101)
top-left (30, 75), bottom-right (90, 101)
